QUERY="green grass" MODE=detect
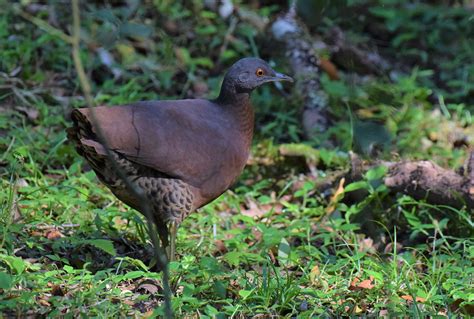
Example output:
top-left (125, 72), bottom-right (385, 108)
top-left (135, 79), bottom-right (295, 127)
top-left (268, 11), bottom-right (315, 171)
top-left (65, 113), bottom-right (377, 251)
top-left (1, 1), bottom-right (473, 317)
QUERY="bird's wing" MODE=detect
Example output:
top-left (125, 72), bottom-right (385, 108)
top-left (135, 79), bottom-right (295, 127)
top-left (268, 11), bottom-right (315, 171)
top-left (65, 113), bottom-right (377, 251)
top-left (71, 100), bottom-right (240, 189)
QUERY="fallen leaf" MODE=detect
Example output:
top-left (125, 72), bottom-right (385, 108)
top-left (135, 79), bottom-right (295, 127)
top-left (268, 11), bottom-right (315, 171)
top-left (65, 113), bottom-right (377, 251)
top-left (379, 309), bottom-right (389, 318)
top-left (450, 299), bottom-right (474, 315)
top-left (349, 275), bottom-right (375, 290)
top-left (350, 277), bottom-right (360, 286)
top-left (122, 299), bottom-right (134, 306)
top-left (309, 264), bottom-right (321, 286)
top-left (357, 278), bottom-right (375, 290)
top-left (45, 229), bottom-right (64, 240)
top-left (401, 295), bottom-right (426, 303)
top-left (320, 57), bottom-right (340, 80)
top-left (37, 298), bottom-right (51, 307)
top-left (383, 242), bottom-right (403, 254)
top-left (15, 178), bottom-right (29, 188)
top-left (310, 264), bottom-right (320, 277)
top-left (30, 230), bottom-right (43, 237)
top-left (137, 283), bottom-right (159, 294)
top-left (358, 237), bottom-right (376, 253)
top-left (214, 239), bottom-right (227, 254)
top-left (50, 284), bottom-right (65, 296)
top-left (241, 200), bottom-right (267, 218)
top-left (15, 106), bottom-right (39, 121)
top-left (142, 310), bottom-right (156, 318)
top-left (251, 227), bottom-right (262, 242)
top-left (44, 174), bottom-right (64, 181)
top-left (135, 279), bottom-right (162, 295)
top-left (268, 248), bottom-right (276, 264)
top-left (326, 178), bottom-right (345, 214)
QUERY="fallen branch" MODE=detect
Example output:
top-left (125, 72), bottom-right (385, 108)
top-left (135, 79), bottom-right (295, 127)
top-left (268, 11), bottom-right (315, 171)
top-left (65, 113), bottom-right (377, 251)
top-left (271, 145), bottom-right (474, 209)
top-left (349, 152), bottom-right (474, 210)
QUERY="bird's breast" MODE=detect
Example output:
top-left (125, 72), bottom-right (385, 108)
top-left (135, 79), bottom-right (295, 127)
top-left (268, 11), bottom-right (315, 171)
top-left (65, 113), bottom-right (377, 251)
top-left (194, 131), bottom-right (251, 208)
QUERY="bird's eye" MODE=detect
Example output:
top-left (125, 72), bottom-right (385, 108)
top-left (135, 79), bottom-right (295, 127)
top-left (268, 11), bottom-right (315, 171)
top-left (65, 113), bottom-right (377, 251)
top-left (256, 68), bottom-right (265, 77)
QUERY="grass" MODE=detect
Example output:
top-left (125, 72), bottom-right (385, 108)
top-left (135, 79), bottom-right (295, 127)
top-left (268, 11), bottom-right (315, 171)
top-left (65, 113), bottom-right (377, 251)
top-left (1, 1), bottom-right (473, 317)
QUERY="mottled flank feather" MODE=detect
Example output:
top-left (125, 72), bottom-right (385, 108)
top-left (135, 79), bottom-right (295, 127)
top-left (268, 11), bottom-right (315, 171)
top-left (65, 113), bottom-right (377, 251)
top-left (68, 112), bottom-right (196, 246)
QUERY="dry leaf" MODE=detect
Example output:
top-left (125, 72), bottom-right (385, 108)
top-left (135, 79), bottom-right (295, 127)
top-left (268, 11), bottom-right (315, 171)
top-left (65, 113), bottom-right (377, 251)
top-left (379, 309), bottom-right (389, 318)
top-left (310, 264), bottom-right (321, 285)
top-left (251, 227), bottom-right (262, 242)
top-left (214, 239), bottom-right (227, 254)
top-left (122, 299), bottom-right (135, 306)
top-left (30, 231), bottom-right (44, 237)
top-left (350, 275), bottom-right (375, 290)
top-left (450, 299), bottom-right (474, 316)
top-left (357, 278), bottom-right (375, 290)
top-left (44, 174), bottom-right (64, 180)
top-left (37, 298), bottom-right (51, 307)
top-left (383, 242), bottom-right (403, 254)
top-left (241, 200), bottom-right (267, 218)
top-left (15, 178), bottom-right (29, 188)
top-left (46, 229), bottom-right (64, 240)
top-left (142, 310), bottom-right (156, 318)
top-left (319, 57), bottom-right (340, 80)
top-left (401, 295), bottom-right (426, 303)
top-left (354, 305), bottom-right (363, 313)
top-left (358, 237), bottom-right (376, 253)
top-left (268, 248), bottom-right (276, 264)
top-left (326, 178), bottom-right (345, 214)
top-left (16, 106), bottom-right (39, 121)
top-left (135, 279), bottom-right (162, 295)
top-left (350, 277), bottom-right (360, 286)
top-left (137, 283), bottom-right (159, 294)
top-left (50, 284), bottom-right (65, 296)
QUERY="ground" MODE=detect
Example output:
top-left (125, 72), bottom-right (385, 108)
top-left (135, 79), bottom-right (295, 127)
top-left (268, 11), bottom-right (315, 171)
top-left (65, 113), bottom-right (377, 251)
top-left (0, 1), bottom-right (473, 318)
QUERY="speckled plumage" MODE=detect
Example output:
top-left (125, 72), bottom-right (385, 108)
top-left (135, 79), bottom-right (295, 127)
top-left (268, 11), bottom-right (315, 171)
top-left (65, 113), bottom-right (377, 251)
top-left (68, 57), bottom-right (293, 259)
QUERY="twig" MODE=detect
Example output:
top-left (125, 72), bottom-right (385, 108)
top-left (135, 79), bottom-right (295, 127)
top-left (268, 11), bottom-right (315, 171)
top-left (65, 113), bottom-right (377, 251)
top-left (35, 223), bottom-right (80, 230)
top-left (219, 16), bottom-right (238, 57)
top-left (70, 1), bottom-right (173, 317)
top-left (18, 10), bottom-right (73, 44)
top-left (21, 1), bottom-right (174, 317)
top-left (71, 0), bottom-right (94, 108)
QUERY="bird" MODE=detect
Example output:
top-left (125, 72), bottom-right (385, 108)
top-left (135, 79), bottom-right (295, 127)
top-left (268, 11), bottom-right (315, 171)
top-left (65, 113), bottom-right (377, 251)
top-left (67, 57), bottom-right (293, 260)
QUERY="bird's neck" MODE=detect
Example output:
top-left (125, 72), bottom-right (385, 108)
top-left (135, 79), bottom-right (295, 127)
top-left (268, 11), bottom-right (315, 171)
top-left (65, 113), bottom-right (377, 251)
top-left (215, 85), bottom-right (254, 148)
top-left (231, 94), bottom-right (255, 147)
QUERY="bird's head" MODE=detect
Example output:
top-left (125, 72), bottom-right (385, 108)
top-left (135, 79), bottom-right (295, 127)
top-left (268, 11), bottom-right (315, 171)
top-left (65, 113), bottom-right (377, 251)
top-left (222, 57), bottom-right (293, 94)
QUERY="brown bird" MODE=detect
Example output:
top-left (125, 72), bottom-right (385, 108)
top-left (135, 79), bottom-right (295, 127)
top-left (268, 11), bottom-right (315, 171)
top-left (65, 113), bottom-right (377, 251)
top-left (68, 57), bottom-right (293, 260)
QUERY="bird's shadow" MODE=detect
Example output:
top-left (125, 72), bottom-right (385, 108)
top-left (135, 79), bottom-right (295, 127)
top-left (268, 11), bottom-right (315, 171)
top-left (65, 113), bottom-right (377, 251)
top-left (15, 232), bottom-right (155, 273)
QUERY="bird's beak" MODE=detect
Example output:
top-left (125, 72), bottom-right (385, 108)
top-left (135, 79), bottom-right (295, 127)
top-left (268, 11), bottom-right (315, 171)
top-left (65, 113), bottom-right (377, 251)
top-left (272, 72), bottom-right (294, 83)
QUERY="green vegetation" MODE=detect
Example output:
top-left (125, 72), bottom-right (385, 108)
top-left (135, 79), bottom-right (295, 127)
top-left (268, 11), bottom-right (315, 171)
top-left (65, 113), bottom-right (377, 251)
top-left (0, 0), bottom-right (472, 317)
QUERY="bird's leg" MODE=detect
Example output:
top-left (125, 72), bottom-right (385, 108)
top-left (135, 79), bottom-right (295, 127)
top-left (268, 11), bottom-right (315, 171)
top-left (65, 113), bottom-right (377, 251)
top-left (150, 217), bottom-right (171, 268)
top-left (168, 221), bottom-right (178, 262)
top-left (154, 218), bottom-right (169, 248)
